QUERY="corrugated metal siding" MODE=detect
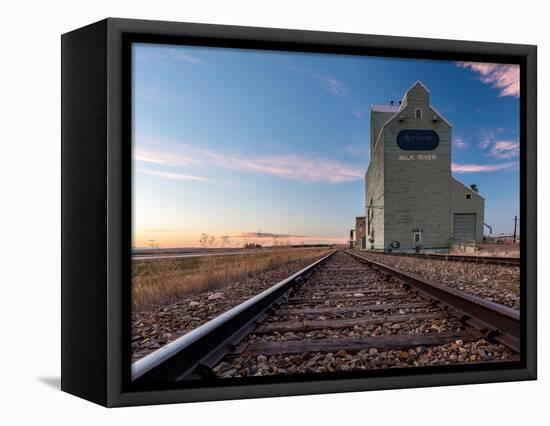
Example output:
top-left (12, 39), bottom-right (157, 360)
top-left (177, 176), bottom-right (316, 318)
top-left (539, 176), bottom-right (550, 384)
top-left (453, 213), bottom-right (477, 241)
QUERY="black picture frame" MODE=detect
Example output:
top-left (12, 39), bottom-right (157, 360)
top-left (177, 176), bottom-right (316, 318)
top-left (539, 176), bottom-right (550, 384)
top-left (61, 17), bottom-right (537, 407)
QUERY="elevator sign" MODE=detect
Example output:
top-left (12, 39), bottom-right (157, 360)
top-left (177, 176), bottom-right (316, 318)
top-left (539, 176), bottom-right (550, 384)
top-left (397, 130), bottom-right (439, 151)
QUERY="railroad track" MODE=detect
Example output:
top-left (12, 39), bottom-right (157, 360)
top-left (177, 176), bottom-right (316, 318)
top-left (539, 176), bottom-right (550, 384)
top-left (132, 250), bottom-right (519, 383)
top-left (363, 251), bottom-right (520, 267)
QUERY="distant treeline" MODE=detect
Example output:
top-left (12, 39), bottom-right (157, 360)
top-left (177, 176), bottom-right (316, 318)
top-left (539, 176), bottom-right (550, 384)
top-left (243, 243), bottom-right (335, 249)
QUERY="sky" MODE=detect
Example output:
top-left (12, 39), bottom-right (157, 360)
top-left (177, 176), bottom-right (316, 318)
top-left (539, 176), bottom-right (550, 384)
top-left (132, 43), bottom-right (520, 248)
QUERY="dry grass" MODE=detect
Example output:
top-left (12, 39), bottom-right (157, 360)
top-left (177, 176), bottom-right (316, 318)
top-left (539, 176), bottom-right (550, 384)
top-left (132, 248), bottom-right (331, 311)
top-left (475, 243), bottom-right (520, 258)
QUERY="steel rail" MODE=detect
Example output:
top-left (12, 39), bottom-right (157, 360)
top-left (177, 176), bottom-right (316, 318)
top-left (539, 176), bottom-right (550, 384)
top-left (362, 251), bottom-right (519, 267)
top-left (346, 251), bottom-right (520, 352)
top-left (131, 250), bottom-right (336, 383)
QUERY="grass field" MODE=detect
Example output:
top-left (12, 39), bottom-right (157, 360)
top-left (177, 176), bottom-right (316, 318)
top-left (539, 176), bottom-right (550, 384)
top-left (475, 243), bottom-right (520, 257)
top-left (132, 248), bottom-right (331, 311)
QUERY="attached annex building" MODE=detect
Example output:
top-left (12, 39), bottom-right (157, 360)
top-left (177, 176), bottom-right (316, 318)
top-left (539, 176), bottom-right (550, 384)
top-left (364, 81), bottom-right (484, 252)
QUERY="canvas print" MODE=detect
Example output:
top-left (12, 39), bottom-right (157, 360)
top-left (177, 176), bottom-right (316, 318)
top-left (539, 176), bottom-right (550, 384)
top-left (130, 44), bottom-right (520, 384)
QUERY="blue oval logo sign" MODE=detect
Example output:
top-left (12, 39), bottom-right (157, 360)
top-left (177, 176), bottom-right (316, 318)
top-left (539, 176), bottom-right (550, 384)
top-left (397, 130), bottom-right (439, 151)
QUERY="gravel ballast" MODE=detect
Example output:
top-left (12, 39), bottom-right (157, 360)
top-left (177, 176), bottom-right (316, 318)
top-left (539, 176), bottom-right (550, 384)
top-left (212, 251), bottom-right (516, 379)
top-left (362, 253), bottom-right (520, 309)
top-left (213, 338), bottom-right (514, 378)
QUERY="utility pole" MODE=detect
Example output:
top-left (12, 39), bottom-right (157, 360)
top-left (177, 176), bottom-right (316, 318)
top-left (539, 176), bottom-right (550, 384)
top-left (513, 215), bottom-right (518, 243)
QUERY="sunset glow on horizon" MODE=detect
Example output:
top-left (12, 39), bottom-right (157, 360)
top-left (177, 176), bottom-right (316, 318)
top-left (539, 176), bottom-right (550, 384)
top-left (133, 230), bottom-right (347, 249)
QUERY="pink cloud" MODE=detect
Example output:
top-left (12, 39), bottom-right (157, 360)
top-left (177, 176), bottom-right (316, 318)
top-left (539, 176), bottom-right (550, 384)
top-left (453, 136), bottom-right (469, 150)
top-left (136, 135), bottom-right (364, 184)
top-left (456, 62), bottom-right (519, 97)
top-left (204, 150), bottom-right (363, 184)
top-left (479, 134), bottom-right (493, 149)
top-left (137, 169), bottom-right (210, 182)
top-left (488, 140), bottom-right (519, 159)
top-left (471, 129), bottom-right (519, 159)
top-left (477, 127), bottom-right (507, 149)
top-left (451, 162), bottom-right (517, 173)
top-left (134, 146), bottom-right (201, 167)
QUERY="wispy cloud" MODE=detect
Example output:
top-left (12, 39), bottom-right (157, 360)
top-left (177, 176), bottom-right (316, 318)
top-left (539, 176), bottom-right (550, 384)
top-left (472, 128), bottom-right (519, 159)
top-left (479, 129), bottom-right (495, 149)
top-left (168, 49), bottom-right (204, 65)
top-left (135, 146), bottom-right (201, 167)
top-left (476, 127), bottom-right (506, 149)
top-left (136, 46), bottom-right (205, 67)
top-left (233, 232), bottom-right (306, 239)
top-left (451, 162), bottom-right (517, 173)
top-left (452, 129), bottom-right (518, 173)
top-left (284, 62), bottom-right (365, 119)
top-left (137, 168), bottom-right (210, 182)
top-left (204, 151), bottom-right (363, 184)
top-left (488, 140), bottom-right (519, 159)
top-left (456, 62), bottom-right (519, 97)
top-left (135, 134), bottom-right (364, 184)
top-left (453, 136), bottom-right (469, 150)
top-left (316, 75), bottom-right (347, 97)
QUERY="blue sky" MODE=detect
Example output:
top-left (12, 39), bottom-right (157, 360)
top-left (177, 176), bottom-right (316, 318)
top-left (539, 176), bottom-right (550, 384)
top-left (132, 43), bottom-right (520, 248)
